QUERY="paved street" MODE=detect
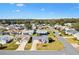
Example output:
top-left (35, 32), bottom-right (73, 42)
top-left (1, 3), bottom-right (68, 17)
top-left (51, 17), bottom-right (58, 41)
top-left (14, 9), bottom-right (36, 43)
top-left (55, 31), bottom-right (79, 55)
top-left (0, 50), bottom-right (65, 55)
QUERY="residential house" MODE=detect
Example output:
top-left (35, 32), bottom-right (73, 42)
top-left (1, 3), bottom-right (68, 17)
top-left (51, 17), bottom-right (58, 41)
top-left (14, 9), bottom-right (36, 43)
top-left (36, 30), bottom-right (48, 35)
top-left (73, 32), bottom-right (79, 40)
top-left (0, 35), bottom-right (14, 44)
top-left (32, 35), bottom-right (49, 43)
top-left (22, 30), bottom-right (34, 35)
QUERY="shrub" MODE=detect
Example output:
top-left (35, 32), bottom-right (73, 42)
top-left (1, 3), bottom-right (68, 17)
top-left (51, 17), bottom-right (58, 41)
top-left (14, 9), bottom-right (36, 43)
top-left (0, 44), bottom-right (7, 49)
top-left (49, 37), bottom-right (55, 43)
top-left (28, 37), bottom-right (32, 43)
top-left (43, 44), bottom-right (47, 47)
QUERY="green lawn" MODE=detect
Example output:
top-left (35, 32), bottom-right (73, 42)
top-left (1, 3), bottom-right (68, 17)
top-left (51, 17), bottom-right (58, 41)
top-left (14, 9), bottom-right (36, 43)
top-left (60, 31), bottom-right (79, 44)
top-left (0, 34), bottom-right (3, 36)
top-left (36, 30), bottom-right (64, 51)
top-left (0, 40), bottom-right (19, 50)
top-left (66, 38), bottom-right (79, 44)
top-left (32, 34), bottom-right (38, 36)
top-left (24, 36), bottom-right (32, 50)
top-left (37, 41), bottom-right (64, 51)
top-left (24, 43), bottom-right (32, 50)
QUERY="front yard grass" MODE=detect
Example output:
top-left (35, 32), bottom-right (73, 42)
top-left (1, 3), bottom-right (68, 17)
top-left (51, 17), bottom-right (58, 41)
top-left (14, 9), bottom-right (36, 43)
top-left (0, 40), bottom-right (19, 50)
top-left (36, 30), bottom-right (64, 51)
top-left (24, 37), bottom-right (32, 50)
top-left (66, 38), bottom-right (79, 44)
top-left (58, 30), bottom-right (79, 44)
top-left (37, 41), bottom-right (64, 51)
top-left (24, 43), bottom-right (32, 50)
top-left (0, 34), bottom-right (3, 36)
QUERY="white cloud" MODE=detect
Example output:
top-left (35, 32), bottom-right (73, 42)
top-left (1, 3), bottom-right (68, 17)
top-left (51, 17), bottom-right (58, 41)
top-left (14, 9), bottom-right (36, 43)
top-left (15, 10), bottom-right (21, 12)
top-left (40, 8), bottom-right (45, 11)
top-left (16, 3), bottom-right (24, 7)
top-left (10, 3), bottom-right (15, 5)
top-left (12, 9), bottom-right (21, 13)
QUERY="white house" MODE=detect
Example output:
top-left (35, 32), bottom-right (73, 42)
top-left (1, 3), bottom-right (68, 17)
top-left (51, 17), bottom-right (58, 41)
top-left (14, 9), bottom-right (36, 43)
top-left (65, 30), bottom-right (78, 35)
top-left (0, 26), bottom-right (5, 29)
top-left (7, 24), bottom-right (24, 30)
top-left (32, 24), bottom-right (36, 29)
top-left (73, 32), bottom-right (79, 40)
top-left (64, 27), bottom-right (75, 31)
top-left (54, 24), bottom-right (66, 31)
top-left (64, 23), bottom-right (72, 27)
top-left (32, 35), bottom-right (49, 43)
top-left (0, 35), bottom-right (14, 44)
top-left (36, 30), bottom-right (48, 35)
top-left (22, 30), bottom-right (34, 35)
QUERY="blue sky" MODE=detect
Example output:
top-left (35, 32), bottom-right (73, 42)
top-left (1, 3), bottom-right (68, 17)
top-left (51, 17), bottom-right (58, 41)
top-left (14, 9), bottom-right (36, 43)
top-left (0, 3), bottom-right (79, 19)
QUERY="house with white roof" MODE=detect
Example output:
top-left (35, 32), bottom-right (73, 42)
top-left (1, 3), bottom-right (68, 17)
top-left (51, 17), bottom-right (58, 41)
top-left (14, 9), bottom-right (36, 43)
top-left (65, 30), bottom-right (78, 35)
top-left (54, 24), bottom-right (66, 31)
top-left (64, 23), bottom-right (72, 27)
top-left (0, 26), bottom-right (5, 29)
top-left (0, 35), bottom-right (14, 44)
top-left (73, 32), bottom-right (79, 40)
top-left (7, 24), bottom-right (24, 30)
top-left (22, 30), bottom-right (34, 35)
top-left (32, 24), bottom-right (36, 29)
top-left (32, 35), bottom-right (49, 43)
top-left (36, 30), bottom-right (48, 35)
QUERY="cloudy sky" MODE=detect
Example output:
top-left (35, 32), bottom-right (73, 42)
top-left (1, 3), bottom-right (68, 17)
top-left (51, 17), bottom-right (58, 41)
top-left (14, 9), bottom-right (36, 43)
top-left (0, 3), bottom-right (79, 19)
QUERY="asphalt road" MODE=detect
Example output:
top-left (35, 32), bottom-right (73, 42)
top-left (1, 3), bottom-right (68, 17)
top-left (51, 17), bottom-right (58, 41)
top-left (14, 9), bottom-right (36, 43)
top-left (55, 31), bottom-right (79, 55)
top-left (0, 50), bottom-right (65, 55)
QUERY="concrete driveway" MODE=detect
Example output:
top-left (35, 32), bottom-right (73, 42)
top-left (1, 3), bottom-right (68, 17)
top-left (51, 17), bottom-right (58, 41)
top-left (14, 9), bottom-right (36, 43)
top-left (16, 36), bottom-right (30, 51)
top-left (30, 40), bottom-right (39, 51)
